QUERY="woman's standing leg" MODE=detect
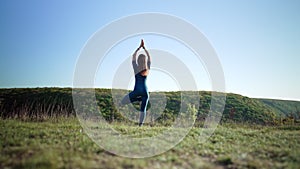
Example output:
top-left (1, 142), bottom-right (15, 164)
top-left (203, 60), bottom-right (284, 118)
top-left (139, 93), bottom-right (149, 126)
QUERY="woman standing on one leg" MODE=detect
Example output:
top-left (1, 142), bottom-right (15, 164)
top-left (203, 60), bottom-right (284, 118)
top-left (120, 39), bottom-right (151, 126)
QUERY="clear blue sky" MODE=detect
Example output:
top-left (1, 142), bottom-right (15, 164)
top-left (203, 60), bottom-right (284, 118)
top-left (0, 0), bottom-right (299, 101)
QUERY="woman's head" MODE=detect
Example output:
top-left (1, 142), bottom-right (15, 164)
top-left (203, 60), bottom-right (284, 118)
top-left (137, 54), bottom-right (147, 71)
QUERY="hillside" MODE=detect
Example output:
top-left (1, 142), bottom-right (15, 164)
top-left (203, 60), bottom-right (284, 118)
top-left (258, 99), bottom-right (300, 118)
top-left (0, 88), bottom-right (299, 125)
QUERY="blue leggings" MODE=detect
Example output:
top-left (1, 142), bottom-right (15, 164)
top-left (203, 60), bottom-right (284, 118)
top-left (121, 89), bottom-right (149, 125)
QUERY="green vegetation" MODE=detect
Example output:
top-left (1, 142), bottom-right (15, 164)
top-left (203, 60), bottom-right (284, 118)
top-left (1, 88), bottom-right (299, 168)
top-left (260, 99), bottom-right (300, 118)
top-left (0, 119), bottom-right (299, 169)
top-left (1, 88), bottom-right (300, 125)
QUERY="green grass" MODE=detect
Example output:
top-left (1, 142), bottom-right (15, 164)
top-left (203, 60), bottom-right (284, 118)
top-left (1, 119), bottom-right (299, 169)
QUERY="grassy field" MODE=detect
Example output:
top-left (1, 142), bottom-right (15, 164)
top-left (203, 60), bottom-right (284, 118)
top-left (0, 118), bottom-right (299, 169)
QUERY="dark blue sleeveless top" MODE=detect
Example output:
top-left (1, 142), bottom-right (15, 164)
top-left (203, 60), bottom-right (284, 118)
top-left (132, 61), bottom-right (151, 92)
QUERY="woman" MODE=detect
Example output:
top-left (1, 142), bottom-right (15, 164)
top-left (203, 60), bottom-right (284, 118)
top-left (120, 39), bottom-right (151, 126)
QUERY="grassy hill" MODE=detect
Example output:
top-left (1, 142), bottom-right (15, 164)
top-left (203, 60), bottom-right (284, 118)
top-left (258, 99), bottom-right (300, 118)
top-left (1, 88), bottom-right (300, 168)
top-left (0, 88), bottom-right (299, 125)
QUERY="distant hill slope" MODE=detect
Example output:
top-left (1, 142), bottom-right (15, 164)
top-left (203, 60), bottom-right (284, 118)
top-left (0, 88), bottom-right (299, 124)
top-left (219, 93), bottom-right (278, 124)
top-left (258, 99), bottom-right (300, 118)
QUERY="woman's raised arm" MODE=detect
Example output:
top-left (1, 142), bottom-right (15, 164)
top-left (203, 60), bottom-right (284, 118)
top-left (132, 40), bottom-right (144, 62)
top-left (141, 39), bottom-right (151, 63)
top-left (143, 46), bottom-right (151, 63)
top-left (132, 47), bottom-right (139, 62)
